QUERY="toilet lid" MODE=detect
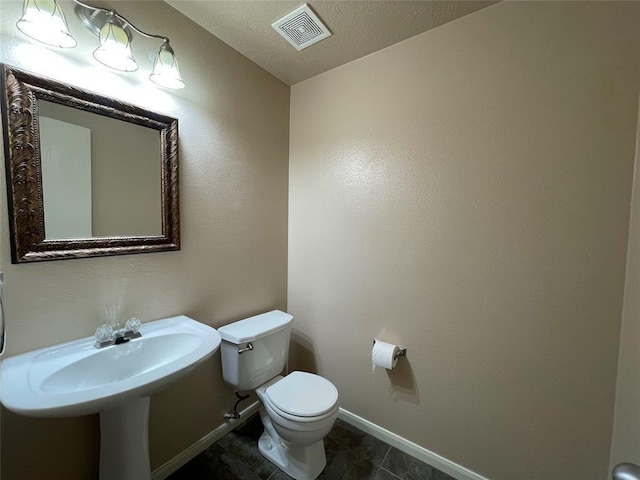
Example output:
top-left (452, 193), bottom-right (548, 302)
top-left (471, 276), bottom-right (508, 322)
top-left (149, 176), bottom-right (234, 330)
top-left (265, 371), bottom-right (338, 417)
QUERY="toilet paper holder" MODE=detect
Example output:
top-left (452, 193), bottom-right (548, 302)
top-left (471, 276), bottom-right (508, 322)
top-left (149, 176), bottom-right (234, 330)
top-left (372, 340), bottom-right (407, 360)
top-left (394, 347), bottom-right (407, 360)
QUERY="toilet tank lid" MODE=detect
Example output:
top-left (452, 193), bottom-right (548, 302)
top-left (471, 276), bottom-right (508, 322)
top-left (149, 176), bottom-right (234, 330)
top-left (218, 310), bottom-right (293, 344)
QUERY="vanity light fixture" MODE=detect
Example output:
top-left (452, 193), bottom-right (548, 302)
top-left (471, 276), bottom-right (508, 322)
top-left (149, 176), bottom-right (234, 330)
top-left (15, 0), bottom-right (185, 89)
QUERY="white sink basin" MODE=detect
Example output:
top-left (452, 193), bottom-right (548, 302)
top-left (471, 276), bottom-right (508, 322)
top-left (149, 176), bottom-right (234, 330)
top-left (1, 315), bottom-right (221, 417)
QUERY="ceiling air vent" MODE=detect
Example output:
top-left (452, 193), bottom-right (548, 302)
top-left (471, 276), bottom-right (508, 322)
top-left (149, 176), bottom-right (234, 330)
top-left (272, 4), bottom-right (332, 51)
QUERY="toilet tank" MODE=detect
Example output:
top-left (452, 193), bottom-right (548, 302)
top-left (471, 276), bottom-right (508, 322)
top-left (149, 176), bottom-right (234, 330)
top-left (218, 310), bottom-right (293, 391)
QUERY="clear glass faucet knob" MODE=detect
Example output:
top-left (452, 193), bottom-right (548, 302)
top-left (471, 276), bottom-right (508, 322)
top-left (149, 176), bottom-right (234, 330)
top-left (95, 324), bottom-right (113, 343)
top-left (125, 317), bottom-right (141, 333)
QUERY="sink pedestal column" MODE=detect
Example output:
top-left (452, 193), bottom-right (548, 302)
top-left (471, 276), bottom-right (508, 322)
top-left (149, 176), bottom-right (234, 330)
top-left (99, 396), bottom-right (151, 480)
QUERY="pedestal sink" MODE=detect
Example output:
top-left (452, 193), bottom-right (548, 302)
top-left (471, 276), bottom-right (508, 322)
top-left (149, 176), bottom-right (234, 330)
top-left (0, 315), bottom-right (222, 480)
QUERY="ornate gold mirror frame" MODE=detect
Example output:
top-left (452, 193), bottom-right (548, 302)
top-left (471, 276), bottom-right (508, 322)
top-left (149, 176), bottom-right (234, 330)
top-left (0, 64), bottom-right (180, 263)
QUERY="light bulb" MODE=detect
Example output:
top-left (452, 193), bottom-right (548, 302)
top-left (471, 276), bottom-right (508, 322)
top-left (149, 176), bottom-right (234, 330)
top-left (16, 0), bottom-right (76, 48)
top-left (150, 41), bottom-right (185, 90)
top-left (92, 15), bottom-right (138, 72)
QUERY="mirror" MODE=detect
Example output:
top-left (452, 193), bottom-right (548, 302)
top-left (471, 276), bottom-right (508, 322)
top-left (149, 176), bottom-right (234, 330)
top-left (38, 100), bottom-right (163, 239)
top-left (0, 64), bottom-right (179, 263)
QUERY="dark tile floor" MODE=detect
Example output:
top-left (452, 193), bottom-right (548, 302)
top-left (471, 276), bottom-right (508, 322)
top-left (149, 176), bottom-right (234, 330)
top-left (167, 414), bottom-right (456, 480)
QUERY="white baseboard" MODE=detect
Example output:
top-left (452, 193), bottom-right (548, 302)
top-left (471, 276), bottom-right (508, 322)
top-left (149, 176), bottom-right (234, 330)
top-left (338, 408), bottom-right (490, 480)
top-left (151, 401), bottom-right (261, 480)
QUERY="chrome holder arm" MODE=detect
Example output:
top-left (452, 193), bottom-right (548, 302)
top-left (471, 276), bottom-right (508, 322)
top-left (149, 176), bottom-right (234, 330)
top-left (614, 463), bottom-right (640, 480)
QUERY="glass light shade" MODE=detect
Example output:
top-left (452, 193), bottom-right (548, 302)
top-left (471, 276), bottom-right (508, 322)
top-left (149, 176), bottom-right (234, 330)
top-left (149, 42), bottom-right (185, 90)
top-left (93, 18), bottom-right (138, 72)
top-left (16, 0), bottom-right (76, 48)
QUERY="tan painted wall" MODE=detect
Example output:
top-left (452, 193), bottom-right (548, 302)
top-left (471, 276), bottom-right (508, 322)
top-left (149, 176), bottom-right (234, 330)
top-left (288, 2), bottom-right (640, 480)
top-left (610, 106), bottom-right (640, 469)
top-left (0, 1), bottom-right (289, 479)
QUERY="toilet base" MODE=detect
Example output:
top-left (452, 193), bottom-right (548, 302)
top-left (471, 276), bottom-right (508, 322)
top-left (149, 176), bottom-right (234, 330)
top-left (258, 430), bottom-right (326, 480)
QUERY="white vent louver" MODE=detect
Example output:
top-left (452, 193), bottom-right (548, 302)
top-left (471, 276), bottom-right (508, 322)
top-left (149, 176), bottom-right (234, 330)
top-left (272, 4), bottom-right (332, 51)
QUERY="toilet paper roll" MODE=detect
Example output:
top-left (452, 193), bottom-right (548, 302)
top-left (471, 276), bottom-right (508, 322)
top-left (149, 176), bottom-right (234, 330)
top-left (371, 339), bottom-right (400, 372)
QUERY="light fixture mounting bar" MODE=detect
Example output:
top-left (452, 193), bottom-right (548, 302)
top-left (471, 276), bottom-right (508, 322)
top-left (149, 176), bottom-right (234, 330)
top-left (72, 0), bottom-right (168, 42)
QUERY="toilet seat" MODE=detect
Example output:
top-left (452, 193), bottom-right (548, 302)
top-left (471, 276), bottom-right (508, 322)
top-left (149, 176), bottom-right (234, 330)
top-left (264, 372), bottom-right (339, 423)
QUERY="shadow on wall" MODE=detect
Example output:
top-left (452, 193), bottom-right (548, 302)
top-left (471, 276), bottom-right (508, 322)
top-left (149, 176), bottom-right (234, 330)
top-left (385, 353), bottom-right (419, 405)
top-left (289, 329), bottom-right (318, 374)
top-left (1, 407), bottom-right (100, 479)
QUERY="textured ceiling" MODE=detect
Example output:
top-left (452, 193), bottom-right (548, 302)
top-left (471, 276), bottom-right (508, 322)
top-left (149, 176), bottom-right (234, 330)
top-left (165, 1), bottom-right (498, 85)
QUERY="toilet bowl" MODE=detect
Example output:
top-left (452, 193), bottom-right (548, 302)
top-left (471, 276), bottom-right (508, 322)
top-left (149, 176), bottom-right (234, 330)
top-left (256, 372), bottom-right (339, 480)
top-left (217, 310), bottom-right (339, 480)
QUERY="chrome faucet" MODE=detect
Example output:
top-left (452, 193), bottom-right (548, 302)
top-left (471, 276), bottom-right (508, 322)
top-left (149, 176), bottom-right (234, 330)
top-left (94, 318), bottom-right (142, 349)
top-left (113, 321), bottom-right (128, 345)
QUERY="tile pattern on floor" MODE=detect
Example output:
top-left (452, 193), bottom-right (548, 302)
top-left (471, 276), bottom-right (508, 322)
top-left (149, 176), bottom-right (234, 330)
top-left (167, 414), bottom-right (456, 480)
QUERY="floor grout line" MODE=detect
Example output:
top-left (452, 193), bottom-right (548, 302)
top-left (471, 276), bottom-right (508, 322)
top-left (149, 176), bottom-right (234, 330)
top-left (379, 445), bottom-right (392, 468)
top-left (379, 465), bottom-right (405, 480)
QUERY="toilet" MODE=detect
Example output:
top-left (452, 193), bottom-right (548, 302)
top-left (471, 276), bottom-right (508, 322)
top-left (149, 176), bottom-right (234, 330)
top-left (218, 310), bottom-right (339, 480)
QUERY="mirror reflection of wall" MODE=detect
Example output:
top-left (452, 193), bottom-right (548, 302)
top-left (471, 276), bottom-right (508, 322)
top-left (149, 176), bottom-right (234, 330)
top-left (38, 100), bottom-right (163, 239)
top-left (40, 116), bottom-right (92, 239)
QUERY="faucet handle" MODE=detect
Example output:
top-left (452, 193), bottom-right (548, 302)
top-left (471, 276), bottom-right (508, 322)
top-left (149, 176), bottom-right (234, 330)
top-left (125, 318), bottom-right (141, 333)
top-left (94, 324), bottom-right (115, 348)
top-left (124, 318), bottom-right (142, 339)
top-left (95, 324), bottom-right (113, 343)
